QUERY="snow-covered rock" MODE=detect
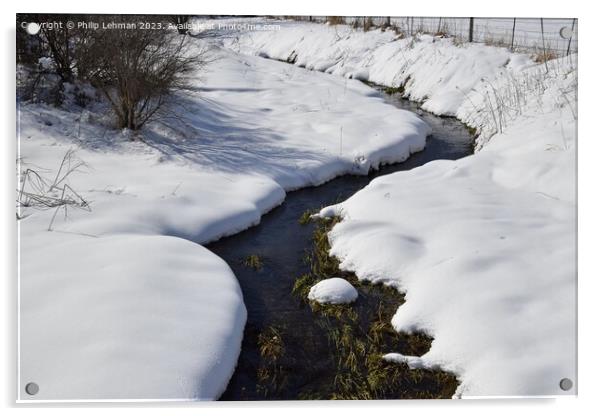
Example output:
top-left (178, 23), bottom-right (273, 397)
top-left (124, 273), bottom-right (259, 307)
top-left (308, 278), bottom-right (358, 304)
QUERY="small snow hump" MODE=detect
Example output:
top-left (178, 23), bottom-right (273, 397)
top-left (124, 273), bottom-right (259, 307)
top-left (308, 277), bottom-right (358, 305)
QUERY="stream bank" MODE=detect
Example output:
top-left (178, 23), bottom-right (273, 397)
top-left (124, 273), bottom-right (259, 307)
top-left (207, 89), bottom-right (474, 400)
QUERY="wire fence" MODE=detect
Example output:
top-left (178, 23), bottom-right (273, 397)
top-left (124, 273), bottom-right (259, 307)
top-left (280, 17), bottom-right (578, 57)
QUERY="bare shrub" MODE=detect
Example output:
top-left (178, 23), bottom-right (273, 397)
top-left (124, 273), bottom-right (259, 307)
top-left (16, 14), bottom-right (44, 65)
top-left (17, 14), bottom-right (99, 105)
top-left (81, 16), bottom-right (209, 130)
top-left (41, 25), bottom-right (75, 82)
top-left (28, 14), bottom-right (92, 83)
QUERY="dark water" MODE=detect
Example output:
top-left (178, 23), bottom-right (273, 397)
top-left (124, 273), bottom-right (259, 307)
top-left (207, 91), bottom-right (473, 400)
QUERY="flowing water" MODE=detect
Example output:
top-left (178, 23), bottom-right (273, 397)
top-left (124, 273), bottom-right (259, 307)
top-left (207, 90), bottom-right (474, 400)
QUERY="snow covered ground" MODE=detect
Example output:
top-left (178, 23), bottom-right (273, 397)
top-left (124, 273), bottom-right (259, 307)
top-left (19, 17), bottom-right (577, 400)
top-left (17, 34), bottom-right (429, 400)
top-left (270, 17), bottom-right (577, 56)
top-left (208, 18), bottom-right (576, 396)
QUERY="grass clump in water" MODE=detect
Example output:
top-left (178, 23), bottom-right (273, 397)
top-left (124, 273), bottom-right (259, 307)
top-left (292, 273), bottom-right (315, 298)
top-left (311, 302), bottom-right (359, 321)
top-left (463, 123), bottom-right (478, 138)
top-left (258, 326), bottom-right (285, 361)
top-left (308, 217), bottom-right (342, 278)
top-left (294, 215), bottom-right (459, 399)
top-left (243, 254), bottom-right (263, 271)
top-left (298, 209), bottom-right (314, 225)
top-left (309, 299), bottom-right (457, 399)
top-left (256, 325), bottom-right (287, 397)
top-left (382, 84), bottom-right (405, 96)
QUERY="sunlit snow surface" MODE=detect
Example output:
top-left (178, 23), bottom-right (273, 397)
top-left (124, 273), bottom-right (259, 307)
top-left (213, 18), bottom-right (577, 397)
top-left (17, 28), bottom-right (429, 400)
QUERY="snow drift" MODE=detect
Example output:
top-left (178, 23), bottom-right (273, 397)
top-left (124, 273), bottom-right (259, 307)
top-left (203, 17), bottom-right (577, 396)
top-left (17, 34), bottom-right (430, 400)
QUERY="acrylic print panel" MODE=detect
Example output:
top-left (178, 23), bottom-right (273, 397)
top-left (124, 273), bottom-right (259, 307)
top-left (16, 14), bottom-right (577, 401)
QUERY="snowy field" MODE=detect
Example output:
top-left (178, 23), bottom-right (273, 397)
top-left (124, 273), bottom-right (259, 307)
top-left (18, 17), bottom-right (576, 400)
top-left (205, 18), bottom-right (577, 397)
top-left (18, 36), bottom-right (429, 400)
top-left (277, 17), bottom-right (578, 55)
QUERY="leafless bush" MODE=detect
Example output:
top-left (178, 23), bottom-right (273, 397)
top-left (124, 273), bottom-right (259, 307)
top-left (17, 149), bottom-right (91, 230)
top-left (18, 15), bottom-right (209, 131)
top-left (80, 16), bottom-right (209, 131)
top-left (16, 14), bottom-right (43, 65)
top-left (23, 14), bottom-right (93, 83)
top-left (17, 14), bottom-right (99, 106)
top-left (41, 25), bottom-right (75, 82)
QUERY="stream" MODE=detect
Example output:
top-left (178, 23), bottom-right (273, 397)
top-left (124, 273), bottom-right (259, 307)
top-left (207, 89), bottom-right (474, 400)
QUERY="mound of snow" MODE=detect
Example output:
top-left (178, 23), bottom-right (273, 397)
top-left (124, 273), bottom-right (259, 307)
top-left (19, 233), bottom-right (246, 400)
top-left (320, 64), bottom-right (577, 396)
top-left (308, 278), bottom-right (358, 304)
top-left (210, 17), bottom-right (534, 119)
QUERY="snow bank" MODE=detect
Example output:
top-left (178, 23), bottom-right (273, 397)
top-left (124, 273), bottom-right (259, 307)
top-left (308, 278), bottom-right (358, 304)
top-left (19, 232), bottom-right (245, 400)
top-left (319, 60), bottom-right (577, 395)
top-left (18, 33), bottom-right (429, 400)
top-left (211, 18), bottom-right (534, 120)
top-left (208, 17), bottom-right (576, 396)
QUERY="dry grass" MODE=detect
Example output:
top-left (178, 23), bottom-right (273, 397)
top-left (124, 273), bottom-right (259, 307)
top-left (17, 149), bottom-right (91, 230)
top-left (534, 50), bottom-right (558, 63)
top-left (294, 216), bottom-right (459, 399)
top-left (298, 209), bottom-right (314, 225)
top-left (256, 325), bottom-right (287, 397)
top-left (327, 16), bottom-right (345, 26)
top-left (243, 254), bottom-right (264, 271)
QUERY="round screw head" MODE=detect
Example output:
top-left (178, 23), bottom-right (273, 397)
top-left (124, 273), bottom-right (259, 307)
top-left (26, 22), bottom-right (41, 36)
top-left (560, 27), bottom-right (573, 40)
top-left (559, 378), bottom-right (573, 391)
top-left (25, 382), bottom-right (39, 395)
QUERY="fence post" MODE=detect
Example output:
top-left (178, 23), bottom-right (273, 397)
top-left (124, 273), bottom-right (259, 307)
top-left (411, 17), bottom-right (414, 35)
top-left (510, 18), bottom-right (516, 51)
top-left (540, 18), bottom-right (549, 72)
top-left (566, 18), bottom-right (576, 56)
top-left (468, 17), bottom-right (474, 42)
top-left (437, 17), bottom-right (442, 34)
top-left (309, 16), bottom-right (313, 22)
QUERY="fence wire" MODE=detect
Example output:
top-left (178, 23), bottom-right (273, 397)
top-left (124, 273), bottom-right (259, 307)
top-left (278, 17), bottom-right (578, 57)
